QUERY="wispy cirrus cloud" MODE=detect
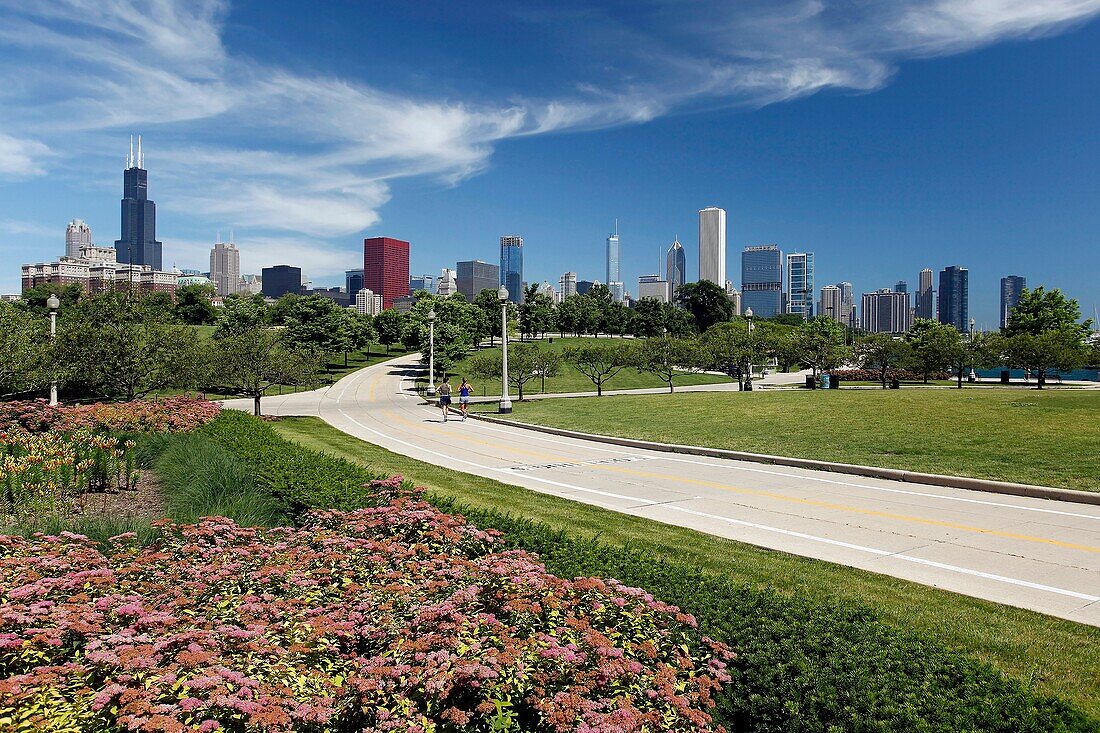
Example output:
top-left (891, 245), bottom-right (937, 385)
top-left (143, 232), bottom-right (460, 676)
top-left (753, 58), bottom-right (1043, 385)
top-left (0, 0), bottom-right (1097, 277)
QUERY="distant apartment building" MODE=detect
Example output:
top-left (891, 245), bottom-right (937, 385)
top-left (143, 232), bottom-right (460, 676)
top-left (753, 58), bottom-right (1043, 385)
top-left (1000, 275), bottom-right (1026, 329)
top-left (608, 281), bottom-right (625, 303)
top-left (261, 265), bottom-right (302, 298)
top-left (391, 295), bottom-right (417, 314)
top-left (22, 243), bottom-right (177, 296)
top-left (456, 259), bottom-right (499, 300)
top-left (785, 252), bottom-right (814, 318)
top-left (345, 269), bottom-right (364, 295)
top-left (437, 268), bottom-right (458, 297)
top-left (499, 235), bottom-right (524, 303)
top-left (364, 236), bottom-right (410, 310)
top-left (725, 281), bottom-right (742, 315)
top-left (741, 244), bottom-right (783, 318)
top-left (916, 268), bottom-right (935, 320)
top-left (65, 219), bottom-right (92, 259)
top-left (861, 289), bottom-right (912, 334)
top-left (698, 207), bottom-right (726, 285)
top-left (209, 239), bottom-right (241, 297)
top-left (819, 284), bottom-right (843, 324)
top-left (606, 223), bottom-right (621, 286)
top-left (410, 274), bottom-right (434, 294)
top-left (937, 265), bottom-right (969, 331)
top-left (576, 280), bottom-right (598, 296)
top-left (558, 271), bottom-right (577, 301)
top-left (637, 274), bottom-right (669, 303)
top-left (895, 280), bottom-right (907, 294)
top-left (355, 288), bottom-right (383, 316)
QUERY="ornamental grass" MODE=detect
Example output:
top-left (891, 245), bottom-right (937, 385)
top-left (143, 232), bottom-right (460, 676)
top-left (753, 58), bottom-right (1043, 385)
top-left (0, 478), bottom-right (733, 733)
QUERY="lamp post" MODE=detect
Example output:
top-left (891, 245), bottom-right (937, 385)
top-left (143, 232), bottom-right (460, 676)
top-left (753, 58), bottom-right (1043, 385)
top-left (498, 285), bottom-right (512, 414)
top-left (47, 294), bottom-right (60, 406)
top-left (427, 308), bottom-right (437, 397)
top-left (968, 317), bottom-right (977, 383)
top-left (744, 307), bottom-right (754, 392)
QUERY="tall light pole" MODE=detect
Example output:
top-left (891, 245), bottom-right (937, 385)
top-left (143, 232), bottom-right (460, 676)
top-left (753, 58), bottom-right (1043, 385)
top-left (47, 294), bottom-right (60, 406)
top-left (744, 307), bottom-right (754, 391)
top-left (498, 285), bottom-right (512, 414)
top-left (427, 307), bottom-right (437, 397)
top-left (968, 317), bottom-right (977, 383)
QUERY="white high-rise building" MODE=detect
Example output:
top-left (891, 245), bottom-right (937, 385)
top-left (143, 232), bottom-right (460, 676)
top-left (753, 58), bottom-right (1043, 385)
top-left (785, 252), bottom-right (814, 318)
top-left (65, 219), bottom-right (92, 259)
top-left (724, 280), bottom-right (742, 315)
top-left (637, 275), bottom-right (670, 303)
top-left (698, 207), bottom-right (726, 286)
top-left (819, 285), bottom-right (843, 324)
top-left (355, 288), bottom-right (383, 316)
top-left (437, 268), bottom-right (457, 297)
top-left (838, 281), bottom-right (855, 328)
top-left (538, 281), bottom-right (556, 301)
top-left (606, 221), bottom-right (620, 286)
top-left (209, 239), bottom-right (241, 297)
top-left (608, 281), bottom-right (625, 303)
top-left (558, 271), bottom-right (577, 301)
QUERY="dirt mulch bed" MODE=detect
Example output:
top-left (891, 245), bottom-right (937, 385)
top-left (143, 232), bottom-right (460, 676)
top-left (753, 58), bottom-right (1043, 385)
top-left (76, 471), bottom-right (167, 523)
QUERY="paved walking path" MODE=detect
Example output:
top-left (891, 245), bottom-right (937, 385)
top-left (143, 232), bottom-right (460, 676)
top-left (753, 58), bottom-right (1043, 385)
top-left (224, 354), bottom-right (1100, 626)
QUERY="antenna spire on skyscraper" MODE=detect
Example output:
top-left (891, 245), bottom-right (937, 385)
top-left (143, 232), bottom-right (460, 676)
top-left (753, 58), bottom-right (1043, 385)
top-left (137, 135), bottom-right (143, 168)
top-left (128, 134), bottom-right (134, 169)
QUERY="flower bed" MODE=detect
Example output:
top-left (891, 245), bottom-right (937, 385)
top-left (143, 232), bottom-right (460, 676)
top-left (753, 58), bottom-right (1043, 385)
top-left (0, 479), bottom-right (732, 733)
top-left (826, 368), bottom-right (949, 382)
top-left (0, 397), bottom-right (220, 435)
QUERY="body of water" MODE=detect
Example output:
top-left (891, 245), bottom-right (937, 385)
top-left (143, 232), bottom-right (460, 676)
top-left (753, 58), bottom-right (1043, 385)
top-left (974, 368), bottom-right (1100, 382)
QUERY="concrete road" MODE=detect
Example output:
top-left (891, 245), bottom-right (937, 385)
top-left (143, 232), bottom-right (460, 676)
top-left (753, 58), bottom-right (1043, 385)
top-left (225, 354), bottom-right (1100, 626)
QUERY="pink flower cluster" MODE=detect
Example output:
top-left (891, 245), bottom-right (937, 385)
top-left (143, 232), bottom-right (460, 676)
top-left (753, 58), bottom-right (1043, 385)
top-left (0, 481), bottom-right (732, 732)
top-left (0, 397), bottom-right (220, 435)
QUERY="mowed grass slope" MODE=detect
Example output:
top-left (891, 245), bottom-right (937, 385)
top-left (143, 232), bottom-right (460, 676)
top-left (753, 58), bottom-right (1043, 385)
top-left (475, 389), bottom-right (1100, 491)
top-left (270, 416), bottom-right (1100, 718)
top-left (425, 336), bottom-right (729, 396)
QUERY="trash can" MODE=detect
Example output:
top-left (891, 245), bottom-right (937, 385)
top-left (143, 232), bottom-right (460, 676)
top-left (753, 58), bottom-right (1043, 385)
top-left (1000, 370), bottom-right (1010, 384)
top-left (744, 379), bottom-right (753, 392)
top-left (890, 377), bottom-right (900, 389)
top-left (830, 375), bottom-right (841, 389)
top-left (548, 337), bottom-right (554, 344)
top-left (805, 375), bottom-right (816, 389)
top-left (821, 373), bottom-right (831, 390)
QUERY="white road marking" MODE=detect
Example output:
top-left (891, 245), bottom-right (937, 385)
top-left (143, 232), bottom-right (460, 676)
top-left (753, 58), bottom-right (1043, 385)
top-left (336, 407), bottom-right (1100, 604)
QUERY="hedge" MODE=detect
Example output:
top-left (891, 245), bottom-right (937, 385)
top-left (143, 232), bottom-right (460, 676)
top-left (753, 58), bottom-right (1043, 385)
top-left (198, 412), bottom-right (1099, 733)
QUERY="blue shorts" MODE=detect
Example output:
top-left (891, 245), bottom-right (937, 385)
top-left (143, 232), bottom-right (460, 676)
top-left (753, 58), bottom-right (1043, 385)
top-left (439, 395), bottom-right (452, 405)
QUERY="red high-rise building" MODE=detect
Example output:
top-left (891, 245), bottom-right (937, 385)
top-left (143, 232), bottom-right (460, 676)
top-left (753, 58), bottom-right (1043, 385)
top-left (363, 236), bottom-right (410, 310)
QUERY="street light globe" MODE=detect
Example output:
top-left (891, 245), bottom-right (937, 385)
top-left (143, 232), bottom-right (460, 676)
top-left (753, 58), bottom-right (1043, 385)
top-left (497, 285), bottom-right (508, 301)
top-left (46, 294), bottom-right (60, 310)
top-left (745, 307), bottom-right (753, 319)
top-left (427, 308), bottom-right (436, 322)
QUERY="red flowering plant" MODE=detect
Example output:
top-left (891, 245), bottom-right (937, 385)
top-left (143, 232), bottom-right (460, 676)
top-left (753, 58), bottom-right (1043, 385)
top-left (0, 479), bottom-right (733, 732)
top-left (0, 396), bottom-right (220, 435)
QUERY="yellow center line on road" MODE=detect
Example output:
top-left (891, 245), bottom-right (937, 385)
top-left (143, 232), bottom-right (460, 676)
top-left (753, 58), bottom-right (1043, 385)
top-left (364, 370), bottom-right (1100, 556)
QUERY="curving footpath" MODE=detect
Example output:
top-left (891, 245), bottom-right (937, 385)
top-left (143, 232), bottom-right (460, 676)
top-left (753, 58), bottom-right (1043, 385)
top-left (224, 354), bottom-right (1100, 626)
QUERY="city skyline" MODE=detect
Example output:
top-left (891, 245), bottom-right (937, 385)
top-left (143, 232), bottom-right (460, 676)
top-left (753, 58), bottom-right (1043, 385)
top-left (1, 3), bottom-right (1099, 327)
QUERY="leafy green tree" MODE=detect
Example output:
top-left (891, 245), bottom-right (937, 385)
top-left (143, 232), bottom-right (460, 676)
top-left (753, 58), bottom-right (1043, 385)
top-left (563, 342), bottom-right (631, 396)
top-left (18, 282), bottom-right (83, 314)
top-left (630, 298), bottom-right (665, 337)
top-left (905, 319), bottom-right (963, 383)
top-left (533, 348), bottom-right (562, 393)
top-left (675, 281), bottom-right (732, 333)
top-left (519, 284), bottom-right (556, 339)
top-left (769, 313), bottom-right (806, 327)
top-left (854, 333), bottom-right (911, 389)
top-left (602, 301), bottom-right (631, 337)
top-left (1005, 287), bottom-right (1092, 339)
top-left (468, 343), bottom-right (547, 400)
top-left (0, 302), bottom-right (51, 398)
top-left (373, 309), bottom-right (405, 353)
top-left (211, 328), bottom-right (322, 415)
top-left (557, 294), bottom-right (600, 336)
top-left (473, 288), bottom-right (505, 346)
top-left (1006, 330), bottom-right (1088, 389)
top-left (281, 295), bottom-right (345, 358)
top-left (174, 283), bottom-right (218, 325)
top-left (403, 295), bottom-right (478, 379)
top-left (662, 303), bottom-right (696, 337)
top-left (792, 317), bottom-right (849, 378)
top-left (701, 320), bottom-right (759, 389)
top-left (632, 336), bottom-right (704, 392)
top-left (756, 322), bottom-right (798, 373)
top-left (216, 293), bottom-right (270, 337)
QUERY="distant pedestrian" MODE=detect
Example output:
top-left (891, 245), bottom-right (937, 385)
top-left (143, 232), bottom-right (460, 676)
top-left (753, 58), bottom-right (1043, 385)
top-left (438, 376), bottom-right (452, 421)
top-left (459, 377), bottom-right (473, 421)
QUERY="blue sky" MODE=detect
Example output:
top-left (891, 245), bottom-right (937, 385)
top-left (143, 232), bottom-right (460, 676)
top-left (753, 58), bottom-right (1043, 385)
top-left (1, 0), bottom-right (1098, 327)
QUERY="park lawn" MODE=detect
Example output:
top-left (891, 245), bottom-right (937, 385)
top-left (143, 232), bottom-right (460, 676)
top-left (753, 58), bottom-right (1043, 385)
top-left (422, 336), bottom-right (729, 396)
top-left (270, 415), bottom-right (1100, 718)
top-left (473, 388), bottom-right (1100, 492)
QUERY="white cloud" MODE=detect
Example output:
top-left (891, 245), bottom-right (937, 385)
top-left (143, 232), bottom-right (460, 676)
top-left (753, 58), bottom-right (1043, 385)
top-left (0, 133), bottom-right (51, 177)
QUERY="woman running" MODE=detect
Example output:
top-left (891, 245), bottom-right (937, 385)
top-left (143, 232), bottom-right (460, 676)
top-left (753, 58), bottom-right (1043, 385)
top-left (458, 377), bottom-right (473, 421)
top-left (437, 376), bottom-right (452, 422)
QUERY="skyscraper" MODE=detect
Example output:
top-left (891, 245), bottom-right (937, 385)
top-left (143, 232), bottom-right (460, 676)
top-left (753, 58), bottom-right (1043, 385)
top-left (1000, 275), bottom-right (1026, 329)
top-left (456, 259), bottom-right (499, 300)
top-left (363, 236), bottom-right (410, 310)
top-left (558, 271), bottom-right (577, 301)
top-left (819, 285), bottom-right (843, 324)
top-left (665, 238), bottom-right (685, 300)
top-left (261, 265), bottom-right (302, 298)
top-left (606, 222), bottom-right (620, 286)
top-left (916, 269), bottom-right (934, 319)
top-left (698, 207), bottom-right (726, 285)
top-left (437, 268), bottom-right (458, 297)
top-left (725, 282), bottom-right (742, 315)
top-left (838, 281), bottom-right (855, 328)
top-left (608, 281), bottom-right (625, 303)
top-left (500, 235), bottom-right (523, 303)
top-left (355, 288), bottom-right (383, 316)
top-left (346, 269), bottom-right (364, 296)
top-left (209, 238), bottom-right (240, 297)
top-left (637, 275), bottom-right (669, 303)
top-left (895, 280), bottom-right (907, 293)
top-left (861, 289), bottom-right (912, 334)
top-left (741, 244), bottom-right (783, 318)
top-left (937, 265), bottom-right (969, 331)
top-left (784, 252), bottom-right (814, 318)
top-left (114, 135), bottom-right (163, 271)
top-left (65, 219), bottom-right (92, 259)
top-left (410, 274), bottom-right (434, 293)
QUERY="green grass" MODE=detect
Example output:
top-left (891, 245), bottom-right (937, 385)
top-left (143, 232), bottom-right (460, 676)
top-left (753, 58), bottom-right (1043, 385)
top-left (270, 415), bottom-right (1100, 720)
top-left (473, 388), bottom-right (1100, 492)
top-left (426, 337), bottom-right (729, 397)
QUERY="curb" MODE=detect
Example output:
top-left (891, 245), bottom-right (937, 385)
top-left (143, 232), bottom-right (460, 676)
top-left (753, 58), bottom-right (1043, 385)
top-left (469, 413), bottom-right (1100, 506)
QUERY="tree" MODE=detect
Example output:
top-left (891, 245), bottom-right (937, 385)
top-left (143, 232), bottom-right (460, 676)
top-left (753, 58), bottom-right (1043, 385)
top-left (769, 313), bottom-right (806, 327)
top-left (675, 281), bottom-right (732, 333)
top-left (564, 342), bottom-right (631, 396)
top-left (792, 317), bottom-right (849, 378)
top-left (701, 320), bottom-right (760, 390)
top-left (468, 343), bottom-right (547, 400)
top-left (174, 283), bottom-right (218, 325)
top-left (632, 336), bottom-right (704, 393)
top-left (905, 319), bottom-right (963, 383)
top-left (1006, 330), bottom-right (1087, 389)
top-left (756, 322), bottom-right (798, 373)
top-left (854, 333), bottom-right (911, 388)
top-left (662, 304), bottom-right (696, 337)
top-left (473, 288), bottom-right (504, 346)
top-left (630, 298), bottom-right (665, 338)
top-left (18, 282), bottom-right (83, 314)
top-left (212, 328), bottom-right (322, 415)
top-left (1005, 287), bottom-right (1092, 339)
top-left (0, 302), bottom-right (51, 398)
top-left (216, 293), bottom-right (270, 337)
top-left (602, 301), bottom-right (631, 338)
top-left (373, 309), bottom-right (405, 353)
top-left (281, 295), bottom-right (345, 359)
top-left (403, 295), bottom-right (479, 379)
top-left (533, 348), bottom-right (562, 393)
top-left (519, 284), bottom-right (555, 339)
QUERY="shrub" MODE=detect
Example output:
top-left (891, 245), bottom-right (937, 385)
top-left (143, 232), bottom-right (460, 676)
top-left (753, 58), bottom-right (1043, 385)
top-left (0, 489), bottom-right (732, 733)
top-left (0, 397), bottom-right (220, 435)
top-left (826, 367), bottom-right (949, 382)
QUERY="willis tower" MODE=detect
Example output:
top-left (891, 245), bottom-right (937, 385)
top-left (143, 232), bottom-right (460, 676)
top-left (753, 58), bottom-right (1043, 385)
top-left (114, 135), bottom-right (163, 271)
